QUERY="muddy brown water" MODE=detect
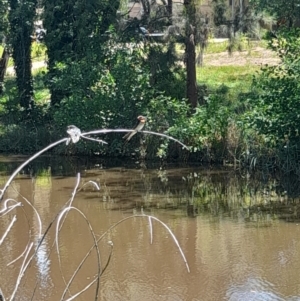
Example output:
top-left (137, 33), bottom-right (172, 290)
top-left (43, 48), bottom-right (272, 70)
top-left (1, 157), bottom-right (300, 301)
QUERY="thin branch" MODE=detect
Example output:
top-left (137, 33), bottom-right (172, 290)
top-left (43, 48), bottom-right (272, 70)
top-left (84, 214), bottom-right (190, 273)
top-left (55, 174), bottom-right (81, 297)
top-left (81, 136), bottom-right (108, 144)
top-left (148, 216), bottom-right (153, 244)
top-left (19, 195), bottom-right (42, 238)
top-left (0, 215), bottom-right (17, 245)
top-left (0, 287), bottom-right (5, 301)
top-left (0, 126), bottom-right (187, 204)
top-left (30, 177), bottom-right (101, 300)
top-left (58, 207), bottom-right (101, 301)
top-left (0, 138), bottom-right (68, 202)
top-left (9, 242), bottom-right (34, 301)
top-left (64, 278), bottom-right (98, 301)
top-left (0, 199), bottom-right (22, 216)
top-left (0, 126), bottom-right (190, 300)
top-left (101, 241), bottom-right (114, 275)
top-left (1, 197), bottom-right (34, 268)
top-left (81, 129), bottom-right (189, 149)
top-left (148, 216), bottom-right (190, 273)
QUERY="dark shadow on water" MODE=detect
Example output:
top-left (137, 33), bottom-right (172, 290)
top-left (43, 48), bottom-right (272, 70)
top-left (1, 155), bottom-right (300, 223)
top-left (0, 155), bottom-right (207, 176)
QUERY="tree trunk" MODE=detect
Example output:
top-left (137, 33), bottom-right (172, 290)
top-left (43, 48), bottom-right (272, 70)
top-left (0, 47), bottom-right (9, 94)
top-left (8, 0), bottom-right (36, 113)
top-left (167, 0), bottom-right (172, 18)
top-left (184, 0), bottom-right (198, 109)
top-left (196, 45), bottom-right (204, 67)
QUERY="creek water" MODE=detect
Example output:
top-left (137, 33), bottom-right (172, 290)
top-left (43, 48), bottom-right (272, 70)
top-left (0, 156), bottom-right (300, 301)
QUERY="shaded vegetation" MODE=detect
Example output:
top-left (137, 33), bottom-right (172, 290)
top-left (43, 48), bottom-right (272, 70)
top-left (1, 0), bottom-right (300, 175)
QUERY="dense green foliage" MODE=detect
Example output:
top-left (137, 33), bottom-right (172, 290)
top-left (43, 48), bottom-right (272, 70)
top-left (8, 0), bottom-right (37, 112)
top-left (247, 29), bottom-right (300, 146)
top-left (52, 44), bottom-right (150, 154)
top-left (250, 0), bottom-right (300, 27)
top-left (0, 0), bottom-right (9, 38)
top-left (0, 0), bottom-right (9, 93)
top-left (1, 0), bottom-right (300, 172)
top-left (43, 0), bottom-right (120, 105)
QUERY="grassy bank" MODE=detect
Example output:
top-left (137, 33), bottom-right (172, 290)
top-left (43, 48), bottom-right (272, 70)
top-left (197, 64), bottom-right (258, 91)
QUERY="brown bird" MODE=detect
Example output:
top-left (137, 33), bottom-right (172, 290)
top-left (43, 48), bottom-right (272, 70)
top-left (123, 115), bottom-right (147, 142)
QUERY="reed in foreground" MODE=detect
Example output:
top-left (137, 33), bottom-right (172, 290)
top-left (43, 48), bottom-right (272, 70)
top-left (0, 125), bottom-right (190, 301)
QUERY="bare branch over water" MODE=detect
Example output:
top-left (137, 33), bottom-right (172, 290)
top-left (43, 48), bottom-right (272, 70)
top-left (0, 126), bottom-right (190, 299)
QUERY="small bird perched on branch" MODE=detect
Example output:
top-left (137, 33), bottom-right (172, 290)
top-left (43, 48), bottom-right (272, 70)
top-left (66, 125), bottom-right (81, 145)
top-left (123, 115), bottom-right (147, 142)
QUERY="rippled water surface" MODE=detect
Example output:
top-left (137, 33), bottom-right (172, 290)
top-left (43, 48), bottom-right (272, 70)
top-left (1, 157), bottom-right (300, 300)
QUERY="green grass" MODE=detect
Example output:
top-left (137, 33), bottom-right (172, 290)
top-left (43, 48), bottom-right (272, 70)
top-left (31, 42), bottom-right (47, 61)
top-left (32, 69), bottom-right (50, 104)
top-left (197, 64), bottom-right (259, 92)
top-left (0, 41), bottom-right (46, 67)
top-left (0, 47), bottom-right (14, 67)
top-left (176, 39), bottom-right (268, 55)
top-left (196, 38), bottom-right (275, 99)
top-left (205, 41), bottom-right (228, 54)
top-left (0, 69), bottom-right (50, 108)
top-left (205, 39), bottom-right (269, 54)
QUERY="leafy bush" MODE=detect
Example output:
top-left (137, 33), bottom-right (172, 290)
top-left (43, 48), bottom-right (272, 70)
top-left (147, 91), bottom-right (232, 161)
top-left (246, 28), bottom-right (300, 146)
top-left (52, 45), bottom-right (155, 155)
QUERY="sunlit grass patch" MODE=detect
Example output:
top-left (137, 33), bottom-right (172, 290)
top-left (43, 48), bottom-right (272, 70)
top-left (0, 46), bottom-right (14, 67)
top-left (31, 41), bottom-right (47, 61)
top-left (33, 68), bottom-right (50, 104)
top-left (32, 66), bottom-right (47, 76)
top-left (205, 41), bottom-right (228, 54)
top-left (0, 42), bottom-right (46, 69)
top-left (197, 65), bottom-right (259, 91)
top-left (0, 69), bottom-right (50, 106)
top-left (205, 39), bottom-right (269, 55)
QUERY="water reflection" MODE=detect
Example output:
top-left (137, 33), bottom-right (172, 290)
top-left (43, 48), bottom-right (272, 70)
top-left (226, 277), bottom-right (286, 301)
top-left (33, 171), bottom-right (52, 290)
top-left (35, 237), bottom-right (52, 289)
top-left (1, 158), bottom-right (300, 300)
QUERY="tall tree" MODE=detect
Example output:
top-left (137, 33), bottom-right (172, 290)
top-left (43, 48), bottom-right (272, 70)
top-left (184, 0), bottom-right (198, 109)
top-left (0, 0), bottom-right (10, 94)
top-left (127, 0), bottom-right (198, 108)
top-left (8, 0), bottom-right (37, 112)
top-left (43, 0), bottom-right (120, 106)
top-left (195, 7), bottom-right (209, 67)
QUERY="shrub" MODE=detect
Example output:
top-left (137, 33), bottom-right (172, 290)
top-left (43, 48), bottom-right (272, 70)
top-left (247, 28), bottom-right (300, 147)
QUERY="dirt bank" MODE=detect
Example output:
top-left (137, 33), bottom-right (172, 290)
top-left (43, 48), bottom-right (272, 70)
top-left (204, 47), bottom-right (280, 66)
